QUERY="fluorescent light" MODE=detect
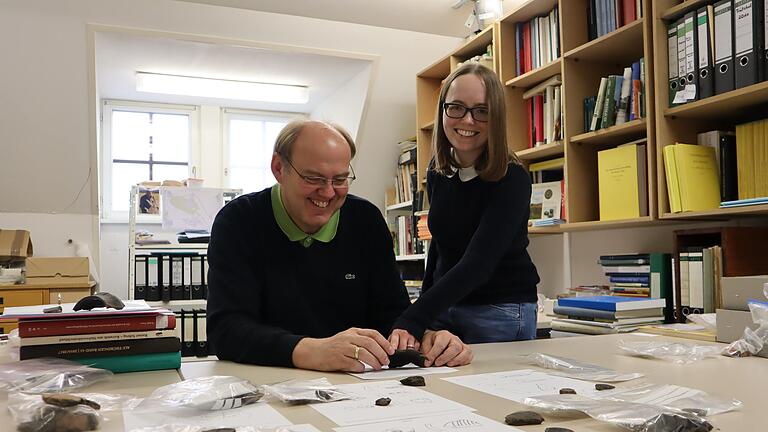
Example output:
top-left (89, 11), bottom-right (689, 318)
top-left (135, 72), bottom-right (309, 104)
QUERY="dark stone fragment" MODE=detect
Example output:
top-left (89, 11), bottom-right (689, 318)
top-left (399, 376), bottom-right (425, 387)
top-left (644, 412), bottom-right (713, 432)
top-left (315, 390), bottom-right (333, 400)
top-left (375, 397), bottom-right (391, 406)
top-left (18, 405), bottom-right (100, 432)
top-left (595, 383), bottom-right (615, 391)
top-left (504, 410), bottom-right (545, 426)
top-left (389, 349), bottom-right (427, 368)
top-left (545, 428), bottom-right (574, 432)
top-left (559, 388), bottom-right (577, 394)
top-left (42, 393), bottom-right (101, 410)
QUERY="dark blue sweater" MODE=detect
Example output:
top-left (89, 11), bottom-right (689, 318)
top-left (393, 162), bottom-right (540, 338)
top-left (206, 188), bottom-right (410, 367)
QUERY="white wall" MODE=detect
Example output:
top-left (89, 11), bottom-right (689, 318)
top-left (310, 64), bottom-right (372, 144)
top-left (0, 0), bottom-right (461, 294)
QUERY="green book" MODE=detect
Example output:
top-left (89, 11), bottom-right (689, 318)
top-left (74, 351), bottom-right (181, 374)
top-left (600, 76), bottom-right (617, 129)
top-left (649, 253), bottom-right (673, 323)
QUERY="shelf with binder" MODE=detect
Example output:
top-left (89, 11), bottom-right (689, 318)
top-left (652, 0), bottom-right (768, 220)
top-left (127, 185), bottom-right (240, 307)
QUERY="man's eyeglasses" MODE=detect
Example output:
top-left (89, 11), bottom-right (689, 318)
top-left (443, 102), bottom-right (489, 122)
top-left (283, 157), bottom-right (356, 188)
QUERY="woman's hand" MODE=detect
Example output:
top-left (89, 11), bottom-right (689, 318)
top-left (388, 328), bottom-right (420, 351)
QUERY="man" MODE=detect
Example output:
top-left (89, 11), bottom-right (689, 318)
top-left (207, 119), bottom-right (473, 372)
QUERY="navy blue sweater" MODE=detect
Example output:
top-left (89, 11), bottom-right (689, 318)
top-left (393, 162), bottom-right (540, 338)
top-left (206, 188), bottom-right (410, 367)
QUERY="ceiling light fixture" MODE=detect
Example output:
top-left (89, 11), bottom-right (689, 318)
top-left (135, 72), bottom-right (309, 104)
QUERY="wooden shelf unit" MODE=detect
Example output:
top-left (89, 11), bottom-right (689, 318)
top-left (497, 0), bottom-right (656, 227)
top-left (652, 0), bottom-right (768, 220)
top-left (415, 25), bottom-right (500, 190)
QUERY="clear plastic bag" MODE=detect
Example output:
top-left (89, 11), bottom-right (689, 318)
top-left (524, 393), bottom-right (715, 432)
top-left (262, 378), bottom-right (350, 405)
top-left (133, 376), bottom-right (264, 412)
top-left (129, 426), bottom-right (317, 432)
top-left (595, 382), bottom-right (741, 416)
top-left (723, 300), bottom-right (768, 357)
top-left (0, 358), bottom-right (113, 394)
top-left (528, 353), bottom-right (643, 382)
top-left (8, 391), bottom-right (135, 432)
top-left (617, 340), bottom-right (723, 364)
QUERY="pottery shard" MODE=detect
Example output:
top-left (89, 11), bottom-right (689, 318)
top-left (595, 383), bottom-right (615, 391)
top-left (42, 393), bottom-right (101, 410)
top-left (504, 411), bottom-right (545, 426)
top-left (544, 428), bottom-right (575, 432)
top-left (559, 388), bottom-right (577, 394)
top-left (399, 376), bottom-right (425, 387)
top-left (375, 397), bottom-right (391, 406)
top-left (388, 349), bottom-right (427, 368)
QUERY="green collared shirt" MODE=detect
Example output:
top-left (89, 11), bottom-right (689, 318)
top-left (271, 184), bottom-right (339, 248)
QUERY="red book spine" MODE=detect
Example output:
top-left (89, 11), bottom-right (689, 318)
top-left (19, 313), bottom-right (176, 338)
top-left (622, 0), bottom-right (636, 26)
top-left (560, 179), bottom-right (567, 221)
top-left (527, 99), bottom-right (534, 148)
top-left (523, 22), bottom-right (531, 73)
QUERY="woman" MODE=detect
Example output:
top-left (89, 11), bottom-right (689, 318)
top-left (391, 63), bottom-right (540, 347)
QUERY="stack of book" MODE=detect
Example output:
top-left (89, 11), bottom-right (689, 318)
top-left (514, 5), bottom-right (560, 76)
top-left (3, 300), bottom-right (181, 373)
top-left (552, 295), bottom-right (665, 335)
top-left (584, 59), bottom-right (645, 133)
top-left (524, 75), bottom-right (563, 148)
top-left (599, 252), bottom-right (673, 321)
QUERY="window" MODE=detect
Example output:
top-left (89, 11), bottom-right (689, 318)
top-left (223, 110), bottom-right (301, 194)
top-left (101, 101), bottom-right (199, 220)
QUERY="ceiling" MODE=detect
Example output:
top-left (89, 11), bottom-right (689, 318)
top-left (96, 31), bottom-right (372, 112)
top-left (174, 0), bottom-right (526, 38)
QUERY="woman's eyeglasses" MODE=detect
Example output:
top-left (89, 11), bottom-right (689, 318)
top-left (443, 102), bottom-right (489, 122)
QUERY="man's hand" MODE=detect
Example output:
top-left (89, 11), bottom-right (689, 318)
top-left (420, 330), bottom-right (473, 367)
top-left (292, 327), bottom-right (395, 372)
top-left (388, 328), bottom-right (420, 351)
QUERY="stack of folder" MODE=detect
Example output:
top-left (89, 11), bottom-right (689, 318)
top-left (2, 300), bottom-right (181, 373)
top-left (668, 0), bottom-right (767, 107)
top-left (552, 296), bottom-right (665, 335)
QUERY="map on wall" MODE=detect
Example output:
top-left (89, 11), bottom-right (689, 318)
top-left (160, 187), bottom-right (224, 231)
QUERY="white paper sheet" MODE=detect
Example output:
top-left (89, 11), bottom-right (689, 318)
top-left (348, 365), bottom-right (456, 380)
top-left (443, 369), bottom-right (600, 403)
top-left (333, 411), bottom-right (524, 432)
top-left (310, 380), bottom-right (473, 426)
top-left (123, 402), bottom-right (291, 430)
top-left (160, 187), bottom-right (223, 231)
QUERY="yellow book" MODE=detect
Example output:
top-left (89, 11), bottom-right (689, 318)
top-left (755, 119), bottom-right (768, 197)
top-left (663, 145), bottom-right (682, 213)
top-left (736, 122), bottom-right (755, 199)
top-left (528, 157), bottom-right (565, 172)
top-left (597, 144), bottom-right (647, 221)
top-left (674, 143), bottom-right (720, 211)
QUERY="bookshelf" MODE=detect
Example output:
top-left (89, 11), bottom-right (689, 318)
top-left (413, 0), bottom-right (657, 232)
top-left (504, 0), bottom-right (655, 227)
top-left (652, 0), bottom-right (768, 220)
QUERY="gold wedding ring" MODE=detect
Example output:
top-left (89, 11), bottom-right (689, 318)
top-left (353, 344), bottom-right (360, 360)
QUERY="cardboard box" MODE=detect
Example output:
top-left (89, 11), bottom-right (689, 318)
top-left (0, 230), bottom-right (33, 263)
top-left (716, 309), bottom-right (758, 343)
top-left (25, 257), bottom-right (89, 285)
top-left (721, 276), bottom-right (768, 310)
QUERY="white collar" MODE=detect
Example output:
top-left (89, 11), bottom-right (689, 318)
top-left (446, 149), bottom-right (479, 182)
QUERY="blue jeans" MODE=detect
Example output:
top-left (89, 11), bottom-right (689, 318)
top-left (430, 302), bottom-right (538, 343)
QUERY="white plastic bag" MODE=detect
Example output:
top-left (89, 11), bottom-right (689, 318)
top-left (618, 340), bottom-right (723, 364)
top-left (723, 299), bottom-right (768, 357)
top-left (8, 392), bottom-right (134, 432)
top-left (0, 358), bottom-right (112, 394)
top-left (528, 353), bottom-right (643, 382)
top-left (133, 376), bottom-right (264, 412)
top-left (262, 378), bottom-right (350, 405)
